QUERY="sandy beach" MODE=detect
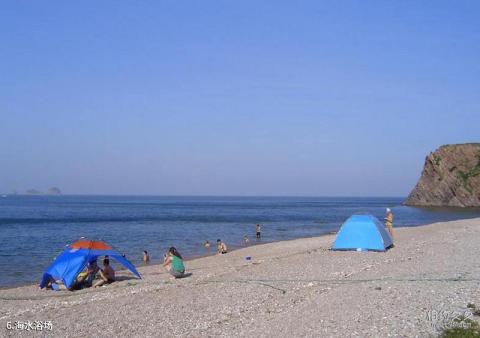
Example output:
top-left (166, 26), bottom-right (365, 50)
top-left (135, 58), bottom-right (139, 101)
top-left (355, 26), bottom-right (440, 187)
top-left (1, 218), bottom-right (480, 337)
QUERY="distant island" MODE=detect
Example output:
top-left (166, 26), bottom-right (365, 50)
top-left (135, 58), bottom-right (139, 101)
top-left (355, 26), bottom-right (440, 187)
top-left (24, 187), bottom-right (62, 196)
top-left (405, 143), bottom-right (480, 207)
top-left (25, 189), bottom-right (43, 195)
top-left (46, 187), bottom-right (62, 195)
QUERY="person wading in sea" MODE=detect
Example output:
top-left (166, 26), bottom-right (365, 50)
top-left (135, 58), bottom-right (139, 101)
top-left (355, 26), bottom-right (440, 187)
top-left (256, 224), bottom-right (262, 239)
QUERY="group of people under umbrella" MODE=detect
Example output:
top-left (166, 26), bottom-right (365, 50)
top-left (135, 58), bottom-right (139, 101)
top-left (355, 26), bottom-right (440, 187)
top-left (39, 239), bottom-right (142, 291)
top-left (40, 239), bottom-right (188, 291)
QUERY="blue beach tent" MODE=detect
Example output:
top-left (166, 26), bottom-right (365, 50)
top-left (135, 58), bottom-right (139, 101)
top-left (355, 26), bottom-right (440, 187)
top-left (332, 214), bottom-right (393, 251)
top-left (40, 239), bottom-right (141, 289)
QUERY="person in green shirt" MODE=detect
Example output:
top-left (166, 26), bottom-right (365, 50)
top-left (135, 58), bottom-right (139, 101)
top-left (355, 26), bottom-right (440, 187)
top-left (163, 247), bottom-right (185, 278)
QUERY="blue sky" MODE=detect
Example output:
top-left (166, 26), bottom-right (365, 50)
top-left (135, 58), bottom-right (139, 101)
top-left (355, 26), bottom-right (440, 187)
top-left (0, 1), bottom-right (479, 196)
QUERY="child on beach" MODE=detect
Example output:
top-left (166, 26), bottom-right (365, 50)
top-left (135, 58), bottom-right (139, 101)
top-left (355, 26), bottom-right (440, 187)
top-left (163, 247), bottom-right (185, 278)
top-left (204, 240), bottom-right (211, 249)
top-left (243, 235), bottom-right (249, 246)
top-left (217, 239), bottom-right (228, 254)
top-left (143, 250), bottom-right (150, 264)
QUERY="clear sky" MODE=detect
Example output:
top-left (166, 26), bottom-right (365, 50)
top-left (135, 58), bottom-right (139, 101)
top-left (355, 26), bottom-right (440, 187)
top-left (0, 1), bottom-right (479, 196)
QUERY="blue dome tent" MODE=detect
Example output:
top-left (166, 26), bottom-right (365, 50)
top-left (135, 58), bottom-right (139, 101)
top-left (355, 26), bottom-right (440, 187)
top-left (332, 214), bottom-right (393, 251)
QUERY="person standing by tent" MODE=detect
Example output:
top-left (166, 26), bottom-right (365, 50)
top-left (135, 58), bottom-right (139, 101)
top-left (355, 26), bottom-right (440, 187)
top-left (385, 208), bottom-right (394, 241)
top-left (256, 224), bottom-right (262, 239)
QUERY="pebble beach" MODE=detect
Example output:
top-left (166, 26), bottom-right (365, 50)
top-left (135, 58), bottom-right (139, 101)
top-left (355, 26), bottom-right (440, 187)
top-left (1, 217), bottom-right (480, 337)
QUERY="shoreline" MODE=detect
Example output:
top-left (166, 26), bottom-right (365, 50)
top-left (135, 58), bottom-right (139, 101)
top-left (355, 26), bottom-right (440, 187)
top-left (0, 225), bottom-right (388, 291)
top-left (0, 217), bottom-right (474, 291)
top-left (1, 217), bottom-right (480, 336)
top-left (0, 236), bottom-right (305, 290)
top-left (0, 218), bottom-right (474, 291)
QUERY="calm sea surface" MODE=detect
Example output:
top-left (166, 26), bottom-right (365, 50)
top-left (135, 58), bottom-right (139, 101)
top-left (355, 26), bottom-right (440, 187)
top-left (1, 195), bottom-right (479, 287)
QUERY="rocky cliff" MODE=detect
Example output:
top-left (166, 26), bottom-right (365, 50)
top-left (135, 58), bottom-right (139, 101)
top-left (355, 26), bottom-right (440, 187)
top-left (404, 143), bottom-right (480, 207)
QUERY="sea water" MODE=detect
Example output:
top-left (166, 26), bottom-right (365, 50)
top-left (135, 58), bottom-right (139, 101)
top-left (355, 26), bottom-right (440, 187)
top-left (1, 195), bottom-right (479, 287)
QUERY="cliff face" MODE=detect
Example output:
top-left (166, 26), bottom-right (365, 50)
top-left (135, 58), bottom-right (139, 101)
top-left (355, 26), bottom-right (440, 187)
top-left (405, 143), bottom-right (480, 207)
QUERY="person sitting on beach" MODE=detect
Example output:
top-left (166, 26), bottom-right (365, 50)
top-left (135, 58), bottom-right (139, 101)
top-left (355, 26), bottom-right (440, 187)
top-left (217, 239), bottom-right (228, 254)
top-left (204, 240), bottom-right (211, 249)
top-left (73, 258), bottom-right (99, 289)
top-left (93, 258), bottom-right (115, 287)
top-left (385, 208), bottom-right (394, 241)
top-left (256, 224), bottom-right (262, 239)
top-left (143, 250), bottom-right (150, 264)
top-left (163, 247), bottom-right (185, 278)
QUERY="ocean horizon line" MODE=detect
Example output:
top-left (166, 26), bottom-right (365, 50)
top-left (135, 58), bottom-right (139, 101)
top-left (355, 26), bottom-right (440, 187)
top-left (2, 194), bottom-right (408, 199)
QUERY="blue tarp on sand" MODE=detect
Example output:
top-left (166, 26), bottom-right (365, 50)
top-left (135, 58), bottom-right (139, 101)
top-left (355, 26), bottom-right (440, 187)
top-left (332, 214), bottom-right (393, 251)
